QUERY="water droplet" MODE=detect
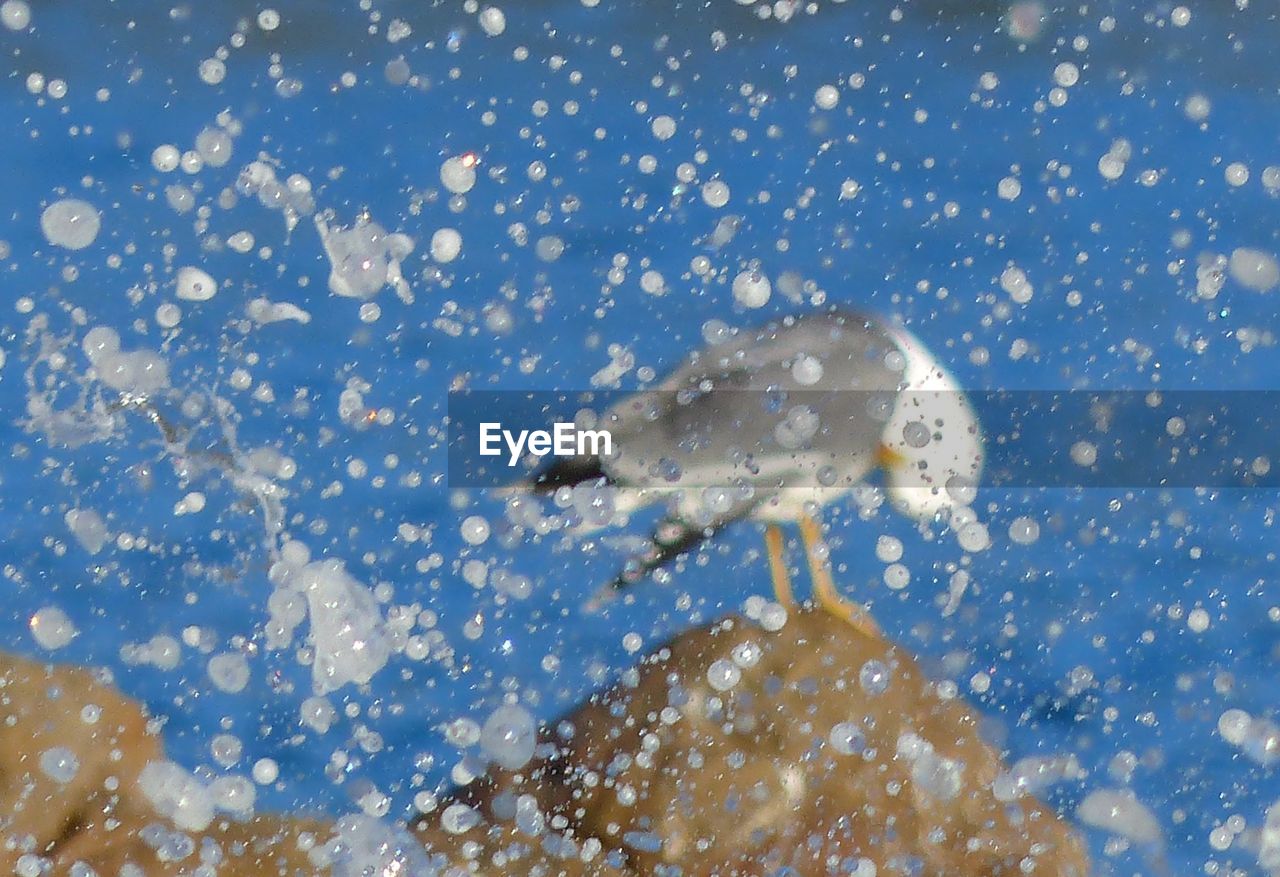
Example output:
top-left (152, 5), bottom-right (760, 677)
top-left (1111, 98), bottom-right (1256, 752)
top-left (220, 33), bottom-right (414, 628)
top-left (859, 659), bottom-right (890, 695)
top-left (40, 199), bottom-right (101, 250)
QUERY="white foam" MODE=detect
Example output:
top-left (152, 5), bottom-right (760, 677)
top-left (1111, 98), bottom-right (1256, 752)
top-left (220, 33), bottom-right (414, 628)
top-left (1077, 788), bottom-right (1162, 846)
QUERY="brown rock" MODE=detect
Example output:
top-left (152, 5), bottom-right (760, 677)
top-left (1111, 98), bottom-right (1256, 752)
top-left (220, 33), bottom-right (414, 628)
top-left (448, 609), bottom-right (1089, 877)
top-left (0, 652), bottom-right (161, 874)
top-left (0, 610), bottom-right (1089, 877)
top-left (0, 652), bottom-right (323, 876)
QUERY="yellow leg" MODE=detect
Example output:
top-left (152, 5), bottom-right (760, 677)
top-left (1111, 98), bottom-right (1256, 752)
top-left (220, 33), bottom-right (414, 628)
top-left (764, 524), bottom-right (796, 610)
top-left (798, 515), bottom-right (883, 640)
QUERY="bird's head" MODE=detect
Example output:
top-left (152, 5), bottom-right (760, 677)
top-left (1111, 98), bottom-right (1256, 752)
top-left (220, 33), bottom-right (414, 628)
top-left (875, 324), bottom-right (984, 522)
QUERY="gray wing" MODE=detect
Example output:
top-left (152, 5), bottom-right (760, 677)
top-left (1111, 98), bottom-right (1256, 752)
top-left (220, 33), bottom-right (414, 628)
top-left (597, 310), bottom-right (908, 494)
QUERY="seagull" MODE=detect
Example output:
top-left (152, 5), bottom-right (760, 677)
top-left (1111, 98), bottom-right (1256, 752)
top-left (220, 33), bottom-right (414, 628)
top-left (523, 309), bottom-right (984, 637)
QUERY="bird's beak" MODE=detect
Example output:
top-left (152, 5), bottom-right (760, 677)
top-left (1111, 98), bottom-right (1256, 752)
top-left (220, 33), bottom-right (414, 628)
top-left (874, 442), bottom-right (909, 470)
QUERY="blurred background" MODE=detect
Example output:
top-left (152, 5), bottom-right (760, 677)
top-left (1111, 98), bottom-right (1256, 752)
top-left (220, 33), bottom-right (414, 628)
top-left (2, 0), bottom-right (1279, 872)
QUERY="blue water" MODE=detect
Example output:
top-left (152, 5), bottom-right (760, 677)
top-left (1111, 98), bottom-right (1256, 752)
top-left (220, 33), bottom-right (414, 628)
top-left (2, 0), bottom-right (1279, 873)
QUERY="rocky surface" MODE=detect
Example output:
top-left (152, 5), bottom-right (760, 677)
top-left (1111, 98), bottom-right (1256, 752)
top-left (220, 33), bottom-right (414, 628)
top-left (441, 609), bottom-right (1089, 877)
top-left (0, 609), bottom-right (1087, 876)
